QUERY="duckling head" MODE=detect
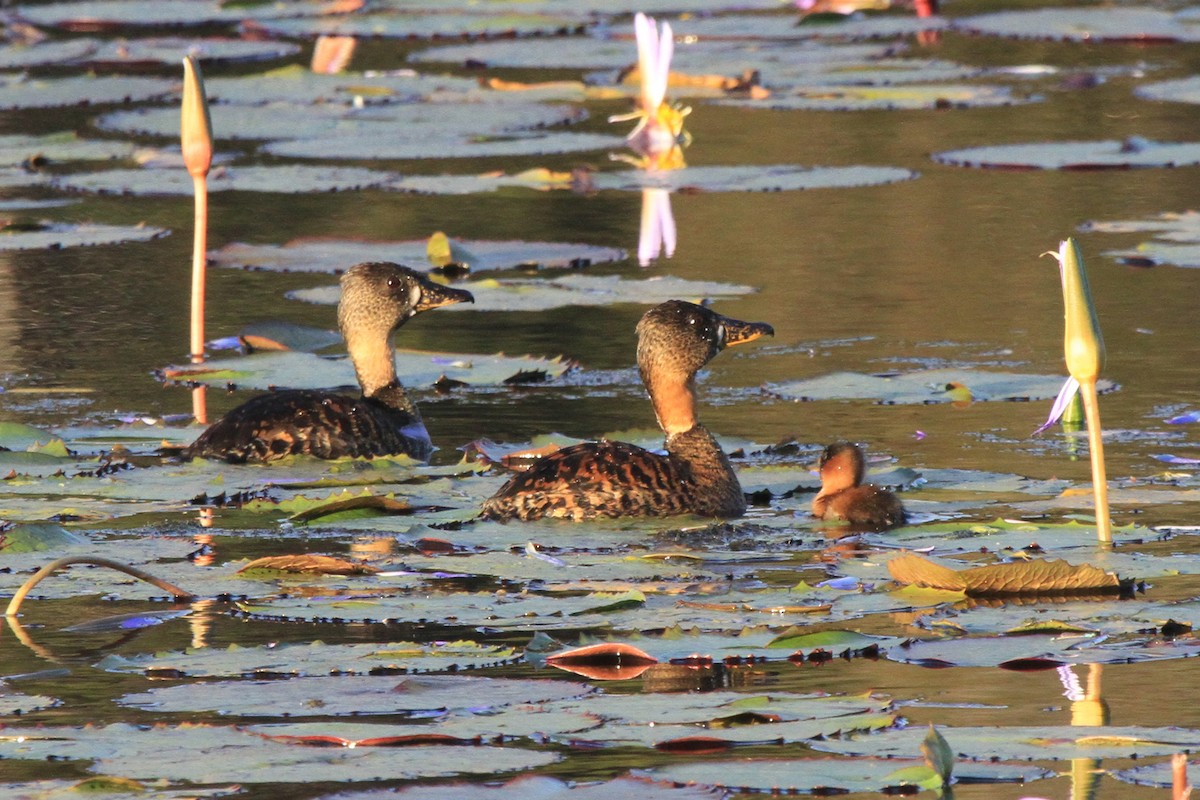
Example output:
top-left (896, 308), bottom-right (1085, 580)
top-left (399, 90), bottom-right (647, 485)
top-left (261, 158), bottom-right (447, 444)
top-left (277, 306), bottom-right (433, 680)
top-left (818, 441), bottom-right (867, 492)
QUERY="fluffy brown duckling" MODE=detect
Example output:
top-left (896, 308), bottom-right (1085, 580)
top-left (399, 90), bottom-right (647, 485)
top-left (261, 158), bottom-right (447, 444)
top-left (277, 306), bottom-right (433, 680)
top-left (812, 442), bottom-right (905, 530)
top-left (185, 262), bottom-right (472, 463)
top-left (481, 300), bottom-right (773, 521)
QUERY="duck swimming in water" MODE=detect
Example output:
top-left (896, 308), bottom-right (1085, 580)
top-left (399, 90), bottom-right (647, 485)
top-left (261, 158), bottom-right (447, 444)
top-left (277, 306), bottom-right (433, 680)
top-left (481, 300), bottom-right (773, 521)
top-left (185, 262), bottom-right (472, 463)
top-left (812, 442), bottom-right (905, 530)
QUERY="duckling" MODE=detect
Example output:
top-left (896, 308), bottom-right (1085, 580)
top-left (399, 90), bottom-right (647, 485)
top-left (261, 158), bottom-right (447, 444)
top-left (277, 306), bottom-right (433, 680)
top-left (185, 262), bottom-right (472, 463)
top-left (481, 300), bottom-right (773, 521)
top-left (812, 442), bottom-right (905, 530)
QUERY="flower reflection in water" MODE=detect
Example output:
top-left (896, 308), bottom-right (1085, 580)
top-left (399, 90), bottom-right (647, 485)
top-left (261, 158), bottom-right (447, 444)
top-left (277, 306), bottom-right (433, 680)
top-left (638, 187), bottom-right (676, 267)
top-left (611, 13), bottom-right (690, 267)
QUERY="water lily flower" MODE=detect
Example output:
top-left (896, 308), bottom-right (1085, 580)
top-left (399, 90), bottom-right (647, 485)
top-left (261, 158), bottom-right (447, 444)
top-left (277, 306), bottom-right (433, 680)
top-left (609, 12), bottom-right (690, 171)
top-left (637, 188), bottom-right (676, 267)
top-left (1044, 238), bottom-right (1111, 544)
top-left (182, 55), bottom-right (214, 422)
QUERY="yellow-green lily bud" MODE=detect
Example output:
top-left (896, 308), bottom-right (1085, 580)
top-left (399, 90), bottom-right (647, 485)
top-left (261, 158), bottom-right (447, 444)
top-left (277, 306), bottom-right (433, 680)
top-left (1055, 237), bottom-right (1104, 383)
top-left (181, 55), bottom-right (213, 179)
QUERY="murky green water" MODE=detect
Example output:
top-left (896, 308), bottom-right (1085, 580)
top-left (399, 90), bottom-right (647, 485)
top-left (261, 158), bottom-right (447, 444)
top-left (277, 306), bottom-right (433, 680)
top-left (3, 2), bottom-right (1200, 797)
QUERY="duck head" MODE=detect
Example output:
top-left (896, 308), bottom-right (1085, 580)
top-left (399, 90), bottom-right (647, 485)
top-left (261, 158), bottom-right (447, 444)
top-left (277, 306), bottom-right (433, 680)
top-left (818, 442), bottom-right (867, 493)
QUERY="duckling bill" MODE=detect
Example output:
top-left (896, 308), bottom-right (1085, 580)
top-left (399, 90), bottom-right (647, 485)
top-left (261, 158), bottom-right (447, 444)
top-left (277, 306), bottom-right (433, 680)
top-left (481, 300), bottom-right (773, 521)
top-left (812, 442), bottom-right (905, 530)
top-left (184, 262), bottom-right (472, 463)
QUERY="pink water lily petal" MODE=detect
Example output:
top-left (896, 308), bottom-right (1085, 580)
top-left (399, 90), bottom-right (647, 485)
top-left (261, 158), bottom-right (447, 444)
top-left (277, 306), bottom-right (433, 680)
top-left (1032, 376), bottom-right (1079, 436)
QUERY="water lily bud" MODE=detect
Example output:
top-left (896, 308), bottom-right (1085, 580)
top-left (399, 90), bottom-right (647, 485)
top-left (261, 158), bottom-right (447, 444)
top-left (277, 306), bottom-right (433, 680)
top-left (1057, 237), bottom-right (1104, 383)
top-left (180, 55), bottom-right (213, 178)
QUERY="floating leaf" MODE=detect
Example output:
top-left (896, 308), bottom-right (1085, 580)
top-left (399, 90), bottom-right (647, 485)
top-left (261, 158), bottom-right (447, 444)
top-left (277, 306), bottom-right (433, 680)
top-left (953, 7), bottom-right (1200, 42)
top-left (323, 774), bottom-right (729, 800)
top-left (53, 164), bottom-right (399, 195)
top-left (0, 74), bottom-right (173, 109)
top-left (0, 723), bottom-right (560, 784)
top-left (238, 554), bottom-right (380, 576)
top-left (100, 640), bottom-right (521, 678)
top-left (933, 138), bottom-right (1200, 170)
top-left (769, 368), bottom-right (1117, 403)
top-left (119, 674), bottom-right (593, 717)
top-left (887, 553), bottom-right (1124, 595)
top-left (264, 130), bottom-right (624, 161)
top-left (81, 37), bottom-right (301, 67)
top-left (719, 83), bottom-right (1027, 111)
top-left (293, 273), bottom-right (755, 313)
top-left (0, 221), bottom-right (168, 250)
top-left (545, 642), bottom-right (658, 680)
top-left (252, 11), bottom-right (593, 40)
top-left (160, 348), bottom-right (571, 391)
top-left (209, 237), bottom-right (626, 274)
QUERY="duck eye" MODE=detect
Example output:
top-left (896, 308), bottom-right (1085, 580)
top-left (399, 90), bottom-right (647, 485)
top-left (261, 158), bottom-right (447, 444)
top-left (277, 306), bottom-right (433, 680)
top-left (386, 276), bottom-right (400, 289)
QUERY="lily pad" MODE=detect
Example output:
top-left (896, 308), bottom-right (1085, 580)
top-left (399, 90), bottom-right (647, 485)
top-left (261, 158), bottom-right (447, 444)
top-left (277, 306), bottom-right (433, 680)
top-left (251, 11), bottom-right (593, 40)
top-left (119, 674), bottom-right (592, 717)
top-left (81, 37), bottom-right (302, 67)
top-left (769, 368), bottom-right (1117, 404)
top-left (321, 775), bottom-right (729, 800)
top-left (933, 138), bottom-right (1200, 170)
top-left (14, 0), bottom-right (313, 29)
top-left (291, 273), bottom-right (757, 313)
top-left (52, 165), bottom-right (400, 195)
top-left (718, 83), bottom-right (1028, 111)
top-left (584, 164), bottom-right (918, 193)
top-left (204, 67), bottom-right (482, 107)
top-left (0, 132), bottom-right (136, 166)
top-left (812, 724), bottom-right (1200, 760)
top-left (0, 723), bottom-right (560, 783)
top-left (264, 130), bottom-right (625, 161)
top-left (0, 74), bottom-right (173, 110)
top-left (952, 7), bottom-right (1200, 42)
top-left (653, 757), bottom-right (1050, 794)
top-left (0, 221), bottom-right (168, 250)
top-left (1082, 210), bottom-right (1200, 268)
top-left (98, 101), bottom-right (588, 142)
top-left (210, 238), bottom-right (626, 274)
top-left (1137, 76), bottom-right (1200, 105)
top-left (160, 347), bottom-right (571, 390)
top-left (0, 38), bottom-right (101, 69)
top-left (100, 639), bottom-right (521, 678)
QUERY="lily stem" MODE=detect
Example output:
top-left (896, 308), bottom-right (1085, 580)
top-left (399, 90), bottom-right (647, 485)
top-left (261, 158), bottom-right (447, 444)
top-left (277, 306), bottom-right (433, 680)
top-left (5, 556), bottom-right (195, 617)
top-left (1079, 377), bottom-right (1111, 545)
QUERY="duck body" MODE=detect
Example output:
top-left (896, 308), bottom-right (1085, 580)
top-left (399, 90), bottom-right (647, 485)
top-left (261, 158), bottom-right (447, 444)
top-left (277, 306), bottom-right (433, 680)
top-left (812, 441), bottom-right (905, 530)
top-left (480, 425), bottom-right (744, 521)
top-left (482, 300), bottom-right (772, 521)
top-left (184, 262), bottom-right (472, 464)
top-left (184, 386), bottom-right (431, 464)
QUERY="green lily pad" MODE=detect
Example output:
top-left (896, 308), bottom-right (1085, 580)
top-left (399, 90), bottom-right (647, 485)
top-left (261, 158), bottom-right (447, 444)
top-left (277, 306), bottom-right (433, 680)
top-left (583, 164), bottom-right (917, 193)
top-left (0, 131), bottom-right (135, 166)
top-left (252, 11), bottom-right (593, 40)
top-left (210, 237), bottom-right (626, 274)
top-left (653, 757), bottom-right (1051, 794)
top-left (933, 138), bottom-right (1200, 170)
top-left (98, 101), bottom-right (588, 141)
top-left (161, 347), bottom-right (571, 390)
top-left (52, 165), bottom-right (400, 195)
top-left (265, 130), bottom-right (625, 161)
top-left (0, 781), bottom-right (235, 800)
top-left (99, 639), bottom-right (521, 678)
top-left (204, 66), bottom-right (482, 106)
top-left (1083, 210), bottom-right (1200, 268)
top-left (1137, 76), bottom-right (1200, 105)
top-left (0, 723), bottom-right (560, 783)
top-left (768, 368), bottom-right (1117, 403)
top-left (0, 691), bottom-right (59, 715)
top-left (0, 38), bottom-right (101, 69)
top-left (119, 674), bottom-right (592, 717)
top-left (812, 724), bottom-right (1200, 760)
top-left (0, 221), bottom-right (168, 250)
top-left (15, 0), bottom-right (314, 28)
top-left (952, 7), bottom-right (1200, 42)
top-left (291, 273), bottom-right (757, 313)
top-left (322, 775), bottom-right (729, 800)
top-left (82, 37), bottom-right (301, 67)
top-left (719, 83), bottom-right (1028, 111)
top-left (0, 74), bottom-right (173, 110)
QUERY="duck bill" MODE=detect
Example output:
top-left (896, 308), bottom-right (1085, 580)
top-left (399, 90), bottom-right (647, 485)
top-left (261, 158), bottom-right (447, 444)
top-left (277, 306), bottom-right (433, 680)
top-left (721, 317), bottom-right (774, 347)
top-left (416, 281), bottom-right (474, 312)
